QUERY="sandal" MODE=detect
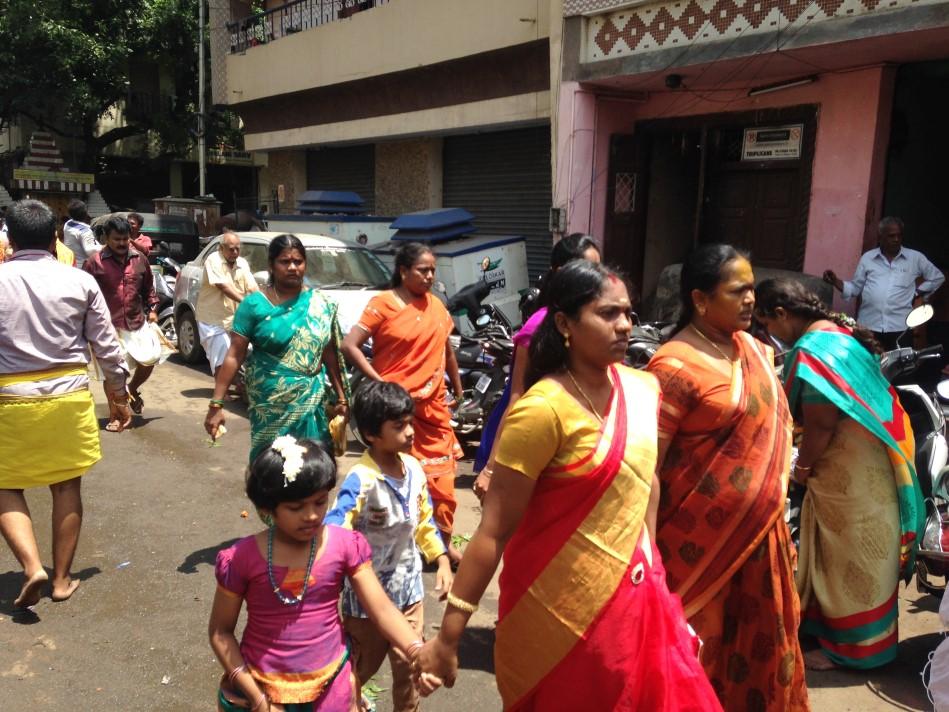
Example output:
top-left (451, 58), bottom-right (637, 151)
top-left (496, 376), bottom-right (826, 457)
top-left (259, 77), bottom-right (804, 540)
top-left (129, 393), bottom-right (144, 415)
top-left (105, 420), bottom-right (123, 433)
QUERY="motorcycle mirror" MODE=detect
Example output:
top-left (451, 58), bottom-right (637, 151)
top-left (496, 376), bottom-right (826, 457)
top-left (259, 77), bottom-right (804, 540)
top-left (937, 380), bottom-right (949, 402)
top-left (906, 304), bottom-right (934, 329)
top-left (475, 313), bottom-right (491, 328)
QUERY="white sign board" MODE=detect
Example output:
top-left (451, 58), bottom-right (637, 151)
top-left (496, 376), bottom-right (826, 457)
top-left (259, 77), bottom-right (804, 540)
top-left (742, 124), bottom-right (803, 161)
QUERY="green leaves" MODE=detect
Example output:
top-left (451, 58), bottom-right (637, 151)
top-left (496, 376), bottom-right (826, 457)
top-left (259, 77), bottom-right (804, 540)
top-left (0, 0), bottom-right (219, 168)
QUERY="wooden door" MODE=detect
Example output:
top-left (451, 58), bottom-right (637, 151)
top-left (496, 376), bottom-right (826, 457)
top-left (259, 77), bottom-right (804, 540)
top-left (704, 165), bottom-right (801, 269)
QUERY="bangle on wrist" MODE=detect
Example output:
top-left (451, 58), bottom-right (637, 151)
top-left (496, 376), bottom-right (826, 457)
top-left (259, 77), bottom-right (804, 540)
top-left (795, 464), bottom-right (812, 472)
top-left (405, 639), bottom-right (424, 658)
top-left (251, 692), bottom-right (268, 711)
top-left (446, 592), bottom-right (479, 614)
top-left (209, 399), bottom-right (225, 409)
top-left (226, 663), bottom-right (247, 685)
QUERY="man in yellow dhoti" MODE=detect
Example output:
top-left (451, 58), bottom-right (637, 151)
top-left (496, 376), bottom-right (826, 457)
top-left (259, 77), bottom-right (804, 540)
top-left (0, 200), bottom-right (131, 608)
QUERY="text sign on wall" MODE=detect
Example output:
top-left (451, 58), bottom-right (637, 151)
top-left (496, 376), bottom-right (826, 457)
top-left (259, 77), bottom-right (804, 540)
top-left (742, 124), bottom-right (803, 161)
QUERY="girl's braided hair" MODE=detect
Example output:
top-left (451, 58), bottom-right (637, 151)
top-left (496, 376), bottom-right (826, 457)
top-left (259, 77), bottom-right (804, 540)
top-left (755, 278), bottom-right (882, 355)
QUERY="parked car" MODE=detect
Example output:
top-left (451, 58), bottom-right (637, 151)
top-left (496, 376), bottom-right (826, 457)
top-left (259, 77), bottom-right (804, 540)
top-left (173, 232), bottom-right (390, 364)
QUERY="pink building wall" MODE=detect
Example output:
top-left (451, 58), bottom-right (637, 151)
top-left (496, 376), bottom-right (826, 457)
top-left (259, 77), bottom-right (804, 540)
top-left (556, 67), bottom-right (895, 301)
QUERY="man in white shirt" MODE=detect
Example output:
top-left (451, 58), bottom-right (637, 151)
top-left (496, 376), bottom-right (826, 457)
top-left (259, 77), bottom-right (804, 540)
top-left (62, 199), bottom-right (100, 267)
top-left (196, 231), bottom-right (258, 375)
top-left (824, 216), bottom-right (945, 350)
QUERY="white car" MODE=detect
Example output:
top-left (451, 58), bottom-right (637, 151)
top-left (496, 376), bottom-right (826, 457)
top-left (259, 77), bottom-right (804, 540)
top-left (173, 231), bottom-right (390, 364)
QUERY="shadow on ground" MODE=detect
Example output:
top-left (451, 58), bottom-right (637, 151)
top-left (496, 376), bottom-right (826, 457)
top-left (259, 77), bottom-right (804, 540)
top-left (805, 630), bottom-right (942, 711)
top-left (457, 625), bottom-right (496, 675)
top-left (0, 565), bottom-right (101, 619)
top-left (178, 539), bottom-right (242, 574)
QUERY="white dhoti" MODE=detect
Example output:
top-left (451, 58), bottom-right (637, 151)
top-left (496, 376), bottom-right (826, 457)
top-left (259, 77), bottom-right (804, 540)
top-left (116, 324), bottom-right (162, 371)
top-left (198, 322), bottom-right (230, 373)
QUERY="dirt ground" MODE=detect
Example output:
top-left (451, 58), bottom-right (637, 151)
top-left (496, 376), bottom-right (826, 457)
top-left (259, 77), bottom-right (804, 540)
top-left (0, 356), bottom-right (942, 711)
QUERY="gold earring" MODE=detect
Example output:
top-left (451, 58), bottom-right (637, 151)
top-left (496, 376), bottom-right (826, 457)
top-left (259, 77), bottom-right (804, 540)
top-left (698, 307), bottom-right (706, 317)
top-left (563, 333), bottom-right (571, 349)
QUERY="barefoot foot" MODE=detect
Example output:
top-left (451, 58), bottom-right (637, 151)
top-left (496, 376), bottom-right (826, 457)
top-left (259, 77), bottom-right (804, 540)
top-left (804, 649), bottom-right (837, 671)
top-left (50, 578), bottom-right (80, 603)
top-left (14, 570), bottom-right (49, 608)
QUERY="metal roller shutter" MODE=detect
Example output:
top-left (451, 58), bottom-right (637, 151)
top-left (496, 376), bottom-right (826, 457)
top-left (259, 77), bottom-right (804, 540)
top-left (306, 144), bottom-right (376, 212)
top-left (443, 126), bottom-right (552, 281)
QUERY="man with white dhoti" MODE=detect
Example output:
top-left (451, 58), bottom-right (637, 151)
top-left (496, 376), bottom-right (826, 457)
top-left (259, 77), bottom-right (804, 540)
top-left (196, 231), bottom-right (258, 377)
top-left (83, 215), bottom-right (160, 429)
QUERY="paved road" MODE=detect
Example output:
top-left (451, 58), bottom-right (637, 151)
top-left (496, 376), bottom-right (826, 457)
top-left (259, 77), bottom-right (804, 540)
top-left (0, 356), bottom-right (941, 710)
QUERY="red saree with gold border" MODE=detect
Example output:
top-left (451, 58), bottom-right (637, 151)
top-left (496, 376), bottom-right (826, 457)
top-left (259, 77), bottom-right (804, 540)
top-left (494, 366), bottom-right (721, 711)
top-left (649, 331), bottom-right (809, 712)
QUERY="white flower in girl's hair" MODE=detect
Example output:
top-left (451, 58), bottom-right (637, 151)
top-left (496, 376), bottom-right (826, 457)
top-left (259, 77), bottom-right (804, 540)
top-left (271, 435), bottom-right (307, 486)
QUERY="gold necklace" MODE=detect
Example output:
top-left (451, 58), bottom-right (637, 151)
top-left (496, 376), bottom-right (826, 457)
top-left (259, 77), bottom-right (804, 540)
top-left (690, 324), bottom-right (735, 361)
top-left (566, 370), bottom-right (605, 423)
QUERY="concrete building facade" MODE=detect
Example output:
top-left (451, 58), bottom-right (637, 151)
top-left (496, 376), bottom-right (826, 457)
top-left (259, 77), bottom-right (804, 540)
top-left (212, 0), bottom-right (560, 276)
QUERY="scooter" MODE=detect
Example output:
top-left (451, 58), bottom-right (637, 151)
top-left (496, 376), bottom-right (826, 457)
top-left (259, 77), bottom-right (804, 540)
top-left (898, 306), bottom-right (949, 597)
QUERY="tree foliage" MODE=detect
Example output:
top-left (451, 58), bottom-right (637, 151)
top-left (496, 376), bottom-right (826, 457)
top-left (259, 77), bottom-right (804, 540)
top-left (0, 0), bottom-right (235, 169)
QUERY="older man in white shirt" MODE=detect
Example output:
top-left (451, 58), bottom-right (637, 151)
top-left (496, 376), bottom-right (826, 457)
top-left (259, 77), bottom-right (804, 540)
top-left (824, 216), bottom-right (945, 350)
top-left (196, 231), bottom-right (258, 376)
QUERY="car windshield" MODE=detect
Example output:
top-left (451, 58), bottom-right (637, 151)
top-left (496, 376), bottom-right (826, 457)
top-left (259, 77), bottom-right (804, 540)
top-left (303, 245), bottom-right (389, 289)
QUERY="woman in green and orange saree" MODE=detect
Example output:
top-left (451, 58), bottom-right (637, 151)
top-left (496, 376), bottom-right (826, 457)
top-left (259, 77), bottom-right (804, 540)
top-left (647, 245), bottom-right (810, 712)
top-left (205, 235), bottom-right (350, 462)
top-left (418, 261), bottom-right (721, 711)
top-left (755, 278), bottom-right (924, 671)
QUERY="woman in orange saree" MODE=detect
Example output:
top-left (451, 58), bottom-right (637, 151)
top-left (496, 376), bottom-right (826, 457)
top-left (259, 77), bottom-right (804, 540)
top-left (418, 261), bottom-right (721, 711)
top-left (647, 245), bottom-right (810, 712)
top-left (343, 242), bottom-right (464, 558)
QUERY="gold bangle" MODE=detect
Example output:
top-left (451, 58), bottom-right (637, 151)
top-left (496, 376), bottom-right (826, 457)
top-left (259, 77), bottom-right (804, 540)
top-left (446, 592), bottom-right (479, 614)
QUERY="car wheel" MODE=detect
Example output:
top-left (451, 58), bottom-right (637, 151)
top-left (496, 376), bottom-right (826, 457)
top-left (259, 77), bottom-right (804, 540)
top-left (159, 315), bottom-right (177, 348)
top-left (176, 309), bottom-right (205, 364)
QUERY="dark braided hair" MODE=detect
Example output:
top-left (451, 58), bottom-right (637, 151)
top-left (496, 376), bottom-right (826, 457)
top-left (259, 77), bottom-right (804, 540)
top-left (526, 260), bottom-right (630, 388)
top-left (755, 278), bottom-right (881, 355)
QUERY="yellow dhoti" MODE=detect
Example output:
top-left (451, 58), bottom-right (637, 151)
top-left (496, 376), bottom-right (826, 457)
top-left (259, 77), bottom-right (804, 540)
top-left (0, 367), bottom-right (101, 489)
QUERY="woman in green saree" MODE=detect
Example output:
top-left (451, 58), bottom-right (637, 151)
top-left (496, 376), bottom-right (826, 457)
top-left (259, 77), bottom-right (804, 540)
top-left (205, 235), bottom-right (349, 461)
top-left (755, 278), bottom-right (923, 671)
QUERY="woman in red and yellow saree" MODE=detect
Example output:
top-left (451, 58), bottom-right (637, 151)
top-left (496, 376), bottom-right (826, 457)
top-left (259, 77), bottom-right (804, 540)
top-left (343, 243), bottom-right (464, 558)
top-left (647, 246), bottom-right (809, 712)
top-left (418, 261), bottom-right (721, 711)
top-left (755, 278), bottom-right (923, 671)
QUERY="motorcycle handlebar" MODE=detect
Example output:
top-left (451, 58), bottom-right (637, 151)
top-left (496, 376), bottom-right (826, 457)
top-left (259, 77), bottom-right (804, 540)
top-left (918, 345), bottom-right (943, 358)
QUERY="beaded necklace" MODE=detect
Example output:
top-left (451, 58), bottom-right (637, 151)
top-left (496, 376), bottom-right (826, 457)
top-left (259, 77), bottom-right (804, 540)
top-left (267, 526), bottom-right (318, 606)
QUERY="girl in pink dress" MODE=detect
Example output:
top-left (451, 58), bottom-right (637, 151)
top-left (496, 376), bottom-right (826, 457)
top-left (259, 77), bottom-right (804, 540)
top-left (209, 437), bottom-right (439, 711)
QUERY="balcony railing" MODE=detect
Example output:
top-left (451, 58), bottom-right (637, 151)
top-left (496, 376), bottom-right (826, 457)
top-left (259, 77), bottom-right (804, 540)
top-left (227, 0), bottom-right (391, 54)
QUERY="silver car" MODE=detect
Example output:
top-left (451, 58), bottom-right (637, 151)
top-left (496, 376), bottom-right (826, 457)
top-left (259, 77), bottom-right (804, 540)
top-left (173, 232), bottom-right (390, 364)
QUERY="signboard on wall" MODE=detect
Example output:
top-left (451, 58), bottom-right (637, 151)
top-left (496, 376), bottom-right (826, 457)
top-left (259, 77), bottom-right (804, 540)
top-left (742, 124), bottom-right (803, 161)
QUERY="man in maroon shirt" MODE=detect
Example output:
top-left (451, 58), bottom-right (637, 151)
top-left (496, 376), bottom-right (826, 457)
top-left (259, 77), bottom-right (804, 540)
top-left (127, 212), bottom-right (152, 256)
top-left (83, 215), bottom-right (159, 424)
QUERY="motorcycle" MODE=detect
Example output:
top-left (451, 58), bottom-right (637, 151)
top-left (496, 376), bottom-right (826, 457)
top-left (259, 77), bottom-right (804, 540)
top-left (625, 317), bottom-right (673, 369)
top-left (444, 279), bottom-right (514, 438)
top-left (152, 261), bottom-right (178, 348)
